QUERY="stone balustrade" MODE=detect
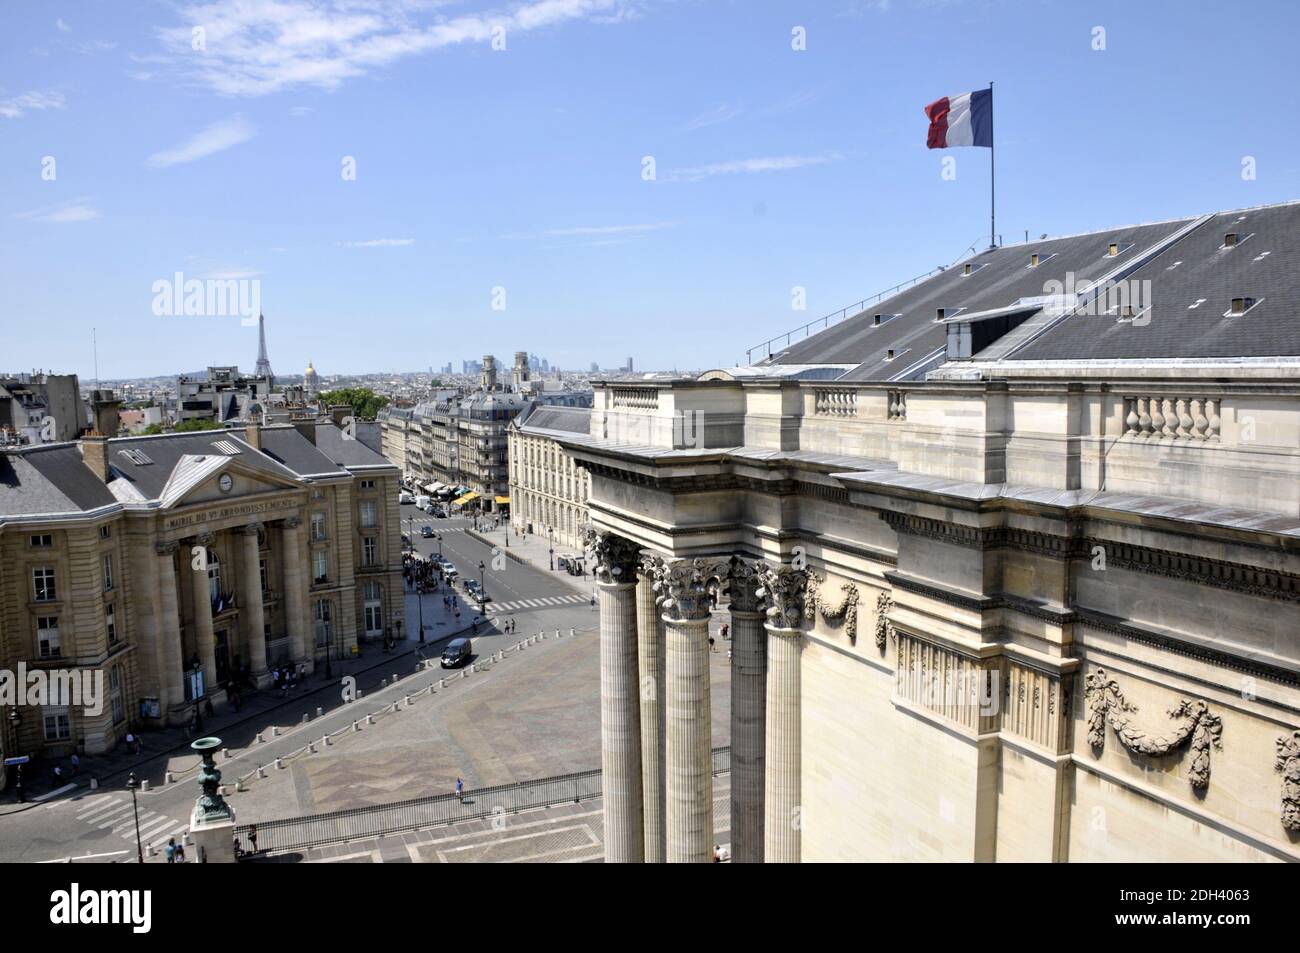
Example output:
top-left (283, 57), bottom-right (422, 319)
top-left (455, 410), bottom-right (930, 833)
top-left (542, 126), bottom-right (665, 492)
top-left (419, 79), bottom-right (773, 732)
top-left (813, 388), bottom-right (858, 417)
top-left (1123, 396), bottom-right (1221, 441)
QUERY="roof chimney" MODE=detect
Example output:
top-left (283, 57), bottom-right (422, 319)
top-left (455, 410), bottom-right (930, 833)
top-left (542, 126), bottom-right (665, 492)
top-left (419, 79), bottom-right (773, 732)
top-left (80, 432), bottom-right (110, 482)
top-left (245, 420), bottom-right (262, 451)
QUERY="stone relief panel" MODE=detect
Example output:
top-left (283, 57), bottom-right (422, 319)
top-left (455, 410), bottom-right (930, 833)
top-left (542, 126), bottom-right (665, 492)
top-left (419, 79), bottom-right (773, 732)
top-left (873, 590), bottom-right (893, 651)
top-left (1276, 730), bottom-right (1300, 833)
top-left (1002, 662), bottom-right (1064, 751)
top-left (1084, 667), bottom-right (1223, 790)
top-left (894, 630), bottom-right (1000, 734)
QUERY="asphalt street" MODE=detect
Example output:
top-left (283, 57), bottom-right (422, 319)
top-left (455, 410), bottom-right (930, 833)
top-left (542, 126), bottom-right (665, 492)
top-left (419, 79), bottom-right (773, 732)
top-left (0, 511), bottom-right (603, 863)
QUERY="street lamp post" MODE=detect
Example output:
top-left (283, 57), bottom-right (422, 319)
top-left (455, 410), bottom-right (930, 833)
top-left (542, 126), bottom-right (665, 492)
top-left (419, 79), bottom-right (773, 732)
top-left (478, 560), bottom-right (486, 607)
top-left (126, 772), bottom-right (144, 863)
top-left (190, 659), bottom-right (204, 735)
top-left (548, 525), bottom-right (554, 571)
top-left (8, 709), bottom-right (23, 803)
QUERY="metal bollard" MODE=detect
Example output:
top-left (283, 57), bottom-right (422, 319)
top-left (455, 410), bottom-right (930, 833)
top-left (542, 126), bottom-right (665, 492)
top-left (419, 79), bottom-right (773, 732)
top-left (301, 713), bottom-right (309, 725)
top-left (236, 779), bottom-right (246, 792)
top-left (275, 758), bottom-right (284, 770)
top-left (316, 707), bottom-right (323, 718)
top-left (257, 732), bottom-right (265, 744)
top-left (324, 735), bottom-right (333, 746)
top-left (140, 779), bottom-right (150, 793)
top-left (89, 777), bottom-right (99, 790)
top-left (257, 765), bottom-right (267, 778)
top-left (221, 748), bottom-right (231, 760)
top-left (165, 771), bottom-right (174, 784)
top-left (273, 726), bottom-right (282, 737)
top-left (570, 627), bottom-right (575, 637)
top-left (366, 713), bottom-right (374, 725)
top-left (307, 742), bottom-right (316, 754)
top-left (352, 720), bottom-right (360, 732)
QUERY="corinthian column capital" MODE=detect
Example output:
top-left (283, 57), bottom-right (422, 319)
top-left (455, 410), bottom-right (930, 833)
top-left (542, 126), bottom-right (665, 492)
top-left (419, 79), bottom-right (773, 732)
top-left (654, 557), bottom-right (724, 623)
top-left (586, 529), bottom-right (641, 585)
top-left (727, 556), bottom-right (765, 615)
top-left (756, 562), bottom-right (810, 629)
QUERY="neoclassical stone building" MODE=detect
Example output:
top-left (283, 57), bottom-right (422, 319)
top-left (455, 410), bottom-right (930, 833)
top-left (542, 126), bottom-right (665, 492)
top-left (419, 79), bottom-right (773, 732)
top-left (571, 201), bottom-right (1300, 862)
top-left (509, 405), bottom-right (592, 550)
top-left (0, 421), bottom-right (402, 758)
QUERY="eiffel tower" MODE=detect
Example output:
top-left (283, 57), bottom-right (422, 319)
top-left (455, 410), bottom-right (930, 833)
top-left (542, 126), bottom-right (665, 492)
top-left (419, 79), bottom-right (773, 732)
top-left (253, 312), bottom-right (274, 384)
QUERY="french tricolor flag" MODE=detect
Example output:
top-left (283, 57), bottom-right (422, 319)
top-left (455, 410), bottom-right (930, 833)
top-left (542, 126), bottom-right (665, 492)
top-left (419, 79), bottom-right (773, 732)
top-left (925, 88), bottom-right (993, 149)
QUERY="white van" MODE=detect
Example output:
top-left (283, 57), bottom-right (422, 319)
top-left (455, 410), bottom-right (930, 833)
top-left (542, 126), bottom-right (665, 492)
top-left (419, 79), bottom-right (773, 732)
top-left (415, 494), bottom-right (431, 510)
top-left (399, 491), bottom-right (415, 504)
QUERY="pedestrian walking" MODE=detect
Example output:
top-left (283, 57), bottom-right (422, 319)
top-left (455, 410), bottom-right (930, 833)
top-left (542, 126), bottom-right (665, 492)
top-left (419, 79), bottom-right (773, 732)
top-left (708, 636), bottom-right (716, 653)
top-left (720, 623), bottom-right (730, 641)
top-left (175, 842), bottom-right (186, 863)
top-left (455, 777), bottom-right (465, 802)
top-left (248, 825), bottom-right (258, 854)
top-left (166, 839), bottom-right (177, 863)
top-left (69, 752), bottom-right (80, 776)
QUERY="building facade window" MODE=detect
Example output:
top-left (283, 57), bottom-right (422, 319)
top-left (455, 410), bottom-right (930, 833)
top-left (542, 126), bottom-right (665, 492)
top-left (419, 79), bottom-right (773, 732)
top-left (363, 580), bottom-right (382, 636)
top-left (103, 554), bottom-right (114, 591)
top-left (37, 616), bottom-right (61, 658)
top-left (106, 603), bottom-right (117, 644)
top-left (314, 599), bottom-right (333, 648)
top-left (110, 667), bottom-right (125, 724)
top-left (313, 551), bottom-right (328, 584)
top-left (99, 525), bottom-right (111, 540)
top-left (33, 567), bottom-right (56, 602)
top-left (310, 512), bottom-right (327, 541)
top-left (207, 551), bottom-right (222, 603)
top-left (43, 708), bottom-right (71, 741)
top-left (362, 536), bottom-right (377, 567)
top-left (30, 533), bottom-right (52, 548)
top-left (360, 500), bottom-right (378, 527)
top-left (260, 556), bottom-right (269, 592)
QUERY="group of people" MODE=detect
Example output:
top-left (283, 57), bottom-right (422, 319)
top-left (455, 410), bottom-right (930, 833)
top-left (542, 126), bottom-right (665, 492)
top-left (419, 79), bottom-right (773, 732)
top-left (403, 552), bottom-right (441, 594)
top-left (271, 663), bottom-right (307, 696)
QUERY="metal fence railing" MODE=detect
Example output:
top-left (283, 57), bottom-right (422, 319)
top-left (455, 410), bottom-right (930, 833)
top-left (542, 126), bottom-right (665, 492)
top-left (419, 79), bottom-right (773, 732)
top-left (237, 745), bottom-right (731, 854)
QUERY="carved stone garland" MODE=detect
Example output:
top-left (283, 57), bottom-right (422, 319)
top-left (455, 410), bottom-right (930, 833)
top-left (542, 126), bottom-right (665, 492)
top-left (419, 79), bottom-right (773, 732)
top-left (802, 571), bottom-right (860, 644)
top-left (1276, 730), bottom-right (1300, 833)
top-left (873, 591), bottom-right (893, 651)
top-left (1084, 668), bottom-right (1223, 790)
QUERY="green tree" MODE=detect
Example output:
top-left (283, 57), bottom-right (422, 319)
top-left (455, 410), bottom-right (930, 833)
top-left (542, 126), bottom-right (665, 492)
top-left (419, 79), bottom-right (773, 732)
top-left (318, 388), bottom-right (389, 420)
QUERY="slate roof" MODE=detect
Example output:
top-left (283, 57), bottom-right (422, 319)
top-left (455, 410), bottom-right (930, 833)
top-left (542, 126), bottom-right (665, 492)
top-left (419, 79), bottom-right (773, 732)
top-left (518, 405), bottom-right (592, 436)
top-left (1012, 202), bottom-right (1300, 361)
top-left (761, 201), bottom-right (1300, 377)
top-left (769, 217), bottom-right (1196, 379)
top-left (0, 423), bottom-right (388, 519)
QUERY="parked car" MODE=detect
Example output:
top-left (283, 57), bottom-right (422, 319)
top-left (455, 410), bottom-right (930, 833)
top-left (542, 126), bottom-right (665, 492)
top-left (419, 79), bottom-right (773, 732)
top-left (399, 491), bottom-right (415, 504)
top-left (421, 525), bottom-right (434, 538)
top-left (440, 638), bottom-right (471, 668)
top-left (441, 562), bottom-right (458, 579)
top-left (464, 579), bottom-right (482, 597)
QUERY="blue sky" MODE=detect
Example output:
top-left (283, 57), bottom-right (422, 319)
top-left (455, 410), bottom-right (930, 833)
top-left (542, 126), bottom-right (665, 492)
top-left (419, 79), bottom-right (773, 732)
top-left (2, 0), bottom-right (1298, 379)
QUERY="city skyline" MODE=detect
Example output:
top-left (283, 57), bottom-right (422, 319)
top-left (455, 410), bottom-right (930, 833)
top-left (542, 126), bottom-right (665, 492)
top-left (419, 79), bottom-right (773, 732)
top-left (4, 1), bottom-right (1298, 378)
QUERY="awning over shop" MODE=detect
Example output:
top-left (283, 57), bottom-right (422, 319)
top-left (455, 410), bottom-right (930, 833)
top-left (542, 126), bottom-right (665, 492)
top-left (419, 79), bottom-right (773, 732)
top-left (454, 491), bottom-right (480, 505)
top-left (494, 496), bottom-right (510, 506)
top-left (431, 482), bottom-right (447, 491)
top-left (422, 483), bottom-right (438, 494)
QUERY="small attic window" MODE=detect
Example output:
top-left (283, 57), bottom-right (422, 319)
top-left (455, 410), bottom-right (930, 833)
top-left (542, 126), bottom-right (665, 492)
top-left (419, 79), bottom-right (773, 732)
top-left (1219, 231), bottom-right (1253, 250)
top-left (118, 448), bottom-right (153, 466)
top-left (885, 349), bottom-right (896, 361)
top-left (1226, 296), bottom-right (1261, 316)
top-left (873, 313), bottom-right (900, 327)
top-left (961, 262), bottom-right (987, 276)
top-left (1223, 232), bottom-right (1238, 247)
top-left (1105, 242), bottom-right (1135, 258)
top-left (1027, 252), bottom-right (1057, 268)
top-left (935, 306), bottom-right (965, 322)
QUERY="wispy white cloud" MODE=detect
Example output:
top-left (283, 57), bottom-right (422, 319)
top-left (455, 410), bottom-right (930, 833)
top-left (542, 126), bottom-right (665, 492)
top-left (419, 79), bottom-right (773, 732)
top-left (664, 152), bottom-right (844, 182)
top-left (338, 238), bottom-right (416, 247)
top-left (677, 103), bottom-right (742, 133)
top-left (55, 17), bottom-right (71, 33)
top-left (152, 0), bottom-right (645, 97)
top-left (0, 89), bottom-right (66, 119)
top-left (146, 116), bottom-right (256, 167)
top-left (13, 197), bottom-right (100, 223)
top-left (543, 221), bottom-right (677, 237)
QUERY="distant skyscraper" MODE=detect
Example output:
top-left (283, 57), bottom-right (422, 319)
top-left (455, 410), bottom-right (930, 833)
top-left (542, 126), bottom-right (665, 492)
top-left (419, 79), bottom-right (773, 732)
top-left (590, 362), bottom-right (599, 373)
top-left (626, 356), bottom-right (634, 373)
top-left (254, 313), bottom-right (274, 384)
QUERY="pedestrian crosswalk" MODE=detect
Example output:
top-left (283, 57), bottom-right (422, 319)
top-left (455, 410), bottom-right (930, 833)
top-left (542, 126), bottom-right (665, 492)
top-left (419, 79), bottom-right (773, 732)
top-left (487, 593), bottom-right (590, 614)
top-left (57, 793), bottom-right (188, 852)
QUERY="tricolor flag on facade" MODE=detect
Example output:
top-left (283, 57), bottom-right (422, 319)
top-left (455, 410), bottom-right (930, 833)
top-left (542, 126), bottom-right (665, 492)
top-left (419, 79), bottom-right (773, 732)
top-left (924, 88), bottom-right (993, 149)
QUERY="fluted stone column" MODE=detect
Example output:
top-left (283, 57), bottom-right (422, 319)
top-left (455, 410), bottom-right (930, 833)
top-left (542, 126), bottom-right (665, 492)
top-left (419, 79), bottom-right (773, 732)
top-left (728, 558), bottom-right (767, 863)
top-left (155, 541), bottom-right (185, 715)
top-left (659, 558), bottom-right (720, 863)
top-left (282, 517), bottom-right (309, 664)
top-left (758, 562), bottom-right (808, 863)
top-left (636, 559), bottom-right (667, 863)
top-left (239, 523), bottom-right (270, 685)
top-left (189, 532), bottom-right (217, 694)
top-left (590, 531), bottom-right (644, 863)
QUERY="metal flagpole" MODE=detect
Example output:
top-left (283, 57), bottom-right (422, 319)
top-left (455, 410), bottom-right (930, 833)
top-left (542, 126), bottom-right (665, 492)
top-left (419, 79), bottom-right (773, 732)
top-left (988, 81), bottom-right (996, 249)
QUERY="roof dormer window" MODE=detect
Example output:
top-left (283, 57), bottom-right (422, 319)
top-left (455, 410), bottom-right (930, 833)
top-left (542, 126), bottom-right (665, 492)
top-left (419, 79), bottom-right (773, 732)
top-left (1226, 296), bottom-right (1261, 316)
